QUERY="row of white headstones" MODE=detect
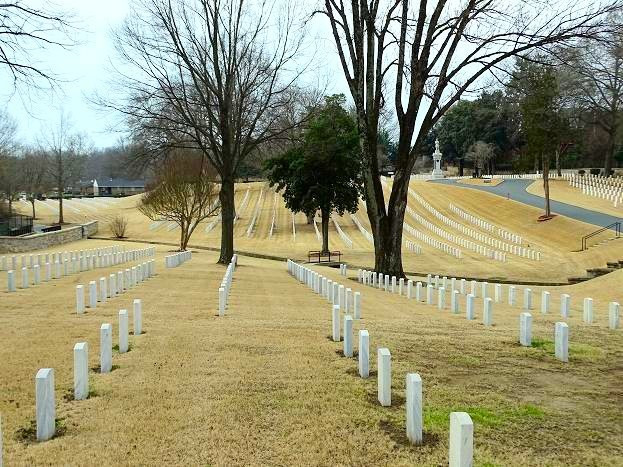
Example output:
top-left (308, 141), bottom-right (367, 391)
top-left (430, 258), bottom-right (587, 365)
top-left (405, 240), bottom-right (422, 254)
top-left (75, 260), bottom-right (155, 313)
top-left (3, 247), bottom-right (164, 449)
top-left (164, 250), bottom-right (192, 268)
top-left (289, 260), bottom-right (473, 465)
top-left (357, 269), bottom-right (620, 360)
top-left (218, 254), bottom-right (238, 316)
top-left (411, 190), bottom-right (541, 261)
top-left (4, 246), bottom-right (156, 292)
top-left (565, 173), bottom-right (623, 206)
top-left (32, 298), bottom-right (145, 443)
top-left (448, 203), bottom-right (523, 245)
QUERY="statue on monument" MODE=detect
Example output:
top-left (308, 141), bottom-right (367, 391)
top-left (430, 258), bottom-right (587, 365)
top-left (431, 139), bottom-right (444, 179)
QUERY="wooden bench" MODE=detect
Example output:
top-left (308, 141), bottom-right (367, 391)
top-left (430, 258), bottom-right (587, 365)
top-left (308, 250), bottom-right (341, 263)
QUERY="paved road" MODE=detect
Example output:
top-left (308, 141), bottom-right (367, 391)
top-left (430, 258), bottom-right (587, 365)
top-left (430, 178), bottom-right (622, 231)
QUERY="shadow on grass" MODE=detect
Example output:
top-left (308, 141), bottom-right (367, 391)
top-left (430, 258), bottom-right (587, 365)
top-left (326, 335), bottom-right (343, 342)
top-left (62, 387), bottom-right (100, 402)
top-left (15, 418), bottom-right (67, 444)
top-left (378, 419), bottom-right (440, 448)
top-left (365, 391), bottom-right (405, 408)
top-left (112, 343), bottom-right (132, 353)
top-left (90, 364), bottom-right (120, 373)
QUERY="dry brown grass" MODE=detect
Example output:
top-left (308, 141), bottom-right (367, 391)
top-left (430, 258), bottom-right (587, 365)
top-left (0, 239), bottom-right (622, 465)
top-left (13, 180), bottom-right (623, 284)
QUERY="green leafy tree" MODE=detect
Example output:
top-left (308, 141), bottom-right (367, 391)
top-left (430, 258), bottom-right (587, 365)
top-left (265, 95), bottom-right (363, 253)
top-left (511, 59), bottom-right (566, 217)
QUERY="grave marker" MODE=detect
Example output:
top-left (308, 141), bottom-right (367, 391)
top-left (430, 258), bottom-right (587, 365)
top-left (35, 368), bottom-right (55, 441)
top-left (332, 305), bottom-right (340, 342)
top-left (541, 291), bottom-right (550, 314)
top-left (449, 412), bottom-right (473, 467)
top-left (560, 294), bottom-right (571, 318)
top-left (344, 315), bottom-right (353, 357)
top-left (89, 281), bottom-right (97, 309)
top-left (466, 294), bottom-right (475, 320)
top-left (354, 292), bottom-right (361, 319)
top-left (119, 310), bottom-right (129, 353)
top-left (406, 373), bottom-right (423, 445)
top-left (377, 348), bottom-right (391, 406)
top-left (609, 302), bottom-right (620, 330)
top-left (520, 312), bottom-right (532, 346)
top-left (133, 299), bottom-right (143, 335)
top-left (555, 322), bottom-right (569, 362)
top-left (483, 298), bottom-right (493, 326)
top-left (523, 288), bottom-right (532, 310)
top-left (583, 298), bottom-right (593, 323)
top-left (73, 342), bottom-right (89, 400)
top-left (358, 330), bottom-right (369, 378)
top-left (76, 285), bottom-right (85, 314)
top-left (100, 323), bottom-right (112, 373)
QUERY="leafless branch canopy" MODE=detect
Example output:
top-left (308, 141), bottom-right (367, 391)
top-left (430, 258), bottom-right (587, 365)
top-left (322, 0), bottom-right (623, 275)
top-left (0, 1), bottom-right (76, 91)
top-left (107, 0), bottom-right (312, 177)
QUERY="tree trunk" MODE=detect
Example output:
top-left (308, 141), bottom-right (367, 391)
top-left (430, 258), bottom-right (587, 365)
top-left (218, 176), bottom-right (235, 264)
top-left (179, 221), bottom-right (186, 251)
top-left (58, 196), bottom-right (64, 224)
top-left (368, 168), bottom-right (408, 278)
top-left (459, 158), bottom-right (464, 176)
top-left (604, 132), bottom-right (615, 176)
top-left (31, 199), bottom-right (36, 219)
top-left (555, 149), bottom-right (562, 177)
top-left (8, 197), bottom-right (12, 215)
top-left (321, 208), bottom-right (330, 254)
top-left (543, 153), bottom-right (551, 217)
top-left (307, 212), bottom-right (314, 225)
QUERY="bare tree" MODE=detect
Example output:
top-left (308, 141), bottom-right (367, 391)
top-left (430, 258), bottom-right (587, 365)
top-left (322, 0), bottom-right (622, 276)
top-left (43, 114), bottom-right (87, 224)
top-left (0, 153), bottom-right (20, 214)
top-left (465, 141), bottom-right (495, 177)
top-left (138, 151), bottom-right (220, 251)
top-left (566, 16), bottom-right (623, 175)
top-left (20, 150), bottom-right (49, 219)
top-left (108, 0), bottom-right (312, 264)
top-left (0, 1), bottom-right (75, 92)
top-left (0, 111), bottom-right (18, 214)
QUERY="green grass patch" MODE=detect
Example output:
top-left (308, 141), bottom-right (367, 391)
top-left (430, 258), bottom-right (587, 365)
top-left (425, 404), bottom-right (544, 430)
top-left (531, 338), bottom-right (602, 361)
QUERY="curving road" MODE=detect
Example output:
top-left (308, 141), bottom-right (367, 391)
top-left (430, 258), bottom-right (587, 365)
top-left (430, 178), bottom-right (622, 231)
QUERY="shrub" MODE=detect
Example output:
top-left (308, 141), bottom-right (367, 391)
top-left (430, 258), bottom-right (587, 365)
top-left (109, 215), bottom-right (128, 238)
top-left (578, 169), bottom-right (585, 176)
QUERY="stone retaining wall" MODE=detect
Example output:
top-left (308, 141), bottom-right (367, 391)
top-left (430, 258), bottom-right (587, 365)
top-left (0, 221), bottom-right (98, 253)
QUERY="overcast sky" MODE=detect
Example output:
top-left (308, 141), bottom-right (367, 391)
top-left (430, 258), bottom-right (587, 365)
top-left (0, 0), bottom-right (347, 150)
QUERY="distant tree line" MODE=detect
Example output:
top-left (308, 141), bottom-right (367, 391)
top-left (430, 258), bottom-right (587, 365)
top-left (426, 31), bottom-right (623, 177)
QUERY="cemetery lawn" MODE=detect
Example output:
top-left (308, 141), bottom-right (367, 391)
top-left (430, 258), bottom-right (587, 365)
top-left (16, 179), bottom-right (623, 284)
top-left (1, 240), bottom-right (622, 465)
top-left (526, 178), bottom-right (623, 218)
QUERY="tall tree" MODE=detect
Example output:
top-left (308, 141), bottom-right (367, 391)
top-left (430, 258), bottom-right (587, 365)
top-left (568, 16), bottom-right (623, 175)
top-left (264, 95), bottom-right (363, 253)
top-left (323, 0), bottom-right (621, 277)
top-left (110, 0), bottom-right (311, 264)
top-left (20, 150), bottom-right (49, 219)
top-left (511, 60), bottom-right (564, 218)
top-left (43, 115), bottom-right (87, 224)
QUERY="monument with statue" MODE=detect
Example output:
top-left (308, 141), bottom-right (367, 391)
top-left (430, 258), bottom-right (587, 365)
top-left (431, 139), bottom-right (444, 179)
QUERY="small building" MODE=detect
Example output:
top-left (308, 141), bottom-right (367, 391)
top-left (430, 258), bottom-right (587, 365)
top-left (80, 178), bottom-right (146, 197)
